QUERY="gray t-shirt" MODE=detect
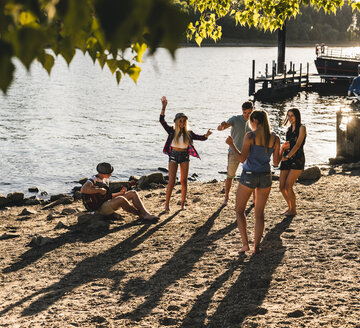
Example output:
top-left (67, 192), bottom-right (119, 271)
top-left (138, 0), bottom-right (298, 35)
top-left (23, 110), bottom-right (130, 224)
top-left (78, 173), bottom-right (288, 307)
top-left (227, 115), bottom-right (251, 153)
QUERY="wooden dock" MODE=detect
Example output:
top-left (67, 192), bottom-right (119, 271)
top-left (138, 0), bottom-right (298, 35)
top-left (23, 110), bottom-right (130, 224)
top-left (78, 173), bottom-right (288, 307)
top-left (249, 60), bottom-right (353, 102)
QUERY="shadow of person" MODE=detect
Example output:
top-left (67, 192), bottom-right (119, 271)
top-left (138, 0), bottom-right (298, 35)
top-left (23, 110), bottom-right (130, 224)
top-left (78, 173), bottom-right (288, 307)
top-left (0, 211), bottom-right (181, 318)
top-left (181, 215), bottom-right (294, 327)
top-left (3, 217), bottom-right (144, 274)
top-left (117, 204), bottom-right (241, 322)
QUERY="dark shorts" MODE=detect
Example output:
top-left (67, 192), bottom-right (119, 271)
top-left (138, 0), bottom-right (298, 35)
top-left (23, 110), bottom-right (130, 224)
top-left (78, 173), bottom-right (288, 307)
top-left (239, 170), bottom-right (272, 189)
top-left (169, 149), bottom-right (189, 164)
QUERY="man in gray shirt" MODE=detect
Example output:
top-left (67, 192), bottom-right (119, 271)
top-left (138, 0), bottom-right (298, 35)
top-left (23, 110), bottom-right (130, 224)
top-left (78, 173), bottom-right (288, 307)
top-left (217, 101), bottom-right (254, 206)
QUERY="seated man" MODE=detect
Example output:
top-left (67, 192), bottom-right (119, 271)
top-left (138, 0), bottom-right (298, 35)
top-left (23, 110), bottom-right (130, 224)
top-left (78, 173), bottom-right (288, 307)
top-left (81, 162), bottom-right (159, 220)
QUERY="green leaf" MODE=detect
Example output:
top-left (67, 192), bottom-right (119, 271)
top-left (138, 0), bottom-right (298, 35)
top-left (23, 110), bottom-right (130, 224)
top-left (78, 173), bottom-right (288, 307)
top-left (12, 27), bottom-right (45, 70)
top-left (132, 43), bottom-right (147, 63)
top-left (116, 70), bottom-right (122, 84)
top-left (37, 52), bottom-right (55, 75)
top-left (106, 59), bottom-right (117, 74)
top-left (127, 64), bottom-right (141, 84)
top-left (0, 40), bottom-right (15, 94)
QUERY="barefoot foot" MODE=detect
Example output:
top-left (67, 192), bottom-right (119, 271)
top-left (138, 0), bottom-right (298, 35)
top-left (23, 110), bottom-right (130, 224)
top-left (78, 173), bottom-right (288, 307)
top-left (239, 244), bottom-right (250, 253)
top-left (142, 213), bottom-right (159, 220)
top-left (222, 197), bottom-right (228, 207)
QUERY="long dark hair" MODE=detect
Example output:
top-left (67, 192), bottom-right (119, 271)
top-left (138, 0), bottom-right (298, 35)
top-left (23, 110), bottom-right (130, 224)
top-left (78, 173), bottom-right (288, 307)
top-left (250, 110), bottom-right (271, 152)
top-left (283, 108), bottom-right (301, 133)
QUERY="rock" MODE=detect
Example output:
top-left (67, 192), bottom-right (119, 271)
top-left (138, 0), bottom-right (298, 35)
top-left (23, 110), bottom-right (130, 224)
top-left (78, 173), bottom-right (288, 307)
top-left (158, 167), bottom-right (168, 173)
top-left (54, 221), bottom-right (68, 229)
top-left (0, 194), bottom-right (9, 208)
top-left (109, 181), bottom-right (129, 192)
top-left (137, 175), bottom-right (149, 189)
top-left (28, 186), bottom-right (39, 193)
top-left (72, 186), bottom-right (81, 193)
top-left (19, 208), bottom-right (35, 216)
top-left (42, 197), bottom-right (74, 210)
top-left (0, 233), bottom-right (20, 240)
top-left (287, 310), bottom-right (304, 318)
top-left (149, 182), bottom-right (160, 189)
top-left (328, 156), bottom-right (348, 165)
top-left (6, 192), bottom-right (24, 205)
top-left (73, 191), bottom-right (82, 200)
top-left (30, 235), bottom-right (53, 247)
top-left (188, 176), bottom-right (197, 182)
top-left (193, 197), bottom-right (201, 203)
top-left (208, 179), bottom-right (218, 183)
top-left (298, 166), bottom-right (321, 181)
top-left (40, 191), bottom-right (48, 196)
top-left (47, 213), bottom-right (55, 221)
top-left (61, 208), bottom-right (77, 215)
top-left (24, 198), bottom-right (41, 205)
top-left (78, 177), bottom-right (88, 185)
top-left (50, 194), bottom-right (68, 202)
top-left (148, 172), bottom-right (166, 184)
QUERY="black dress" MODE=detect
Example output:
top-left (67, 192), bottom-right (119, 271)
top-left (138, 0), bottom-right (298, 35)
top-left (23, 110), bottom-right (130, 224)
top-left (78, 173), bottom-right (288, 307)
top-left (280, 125), bottom-right (306, 170)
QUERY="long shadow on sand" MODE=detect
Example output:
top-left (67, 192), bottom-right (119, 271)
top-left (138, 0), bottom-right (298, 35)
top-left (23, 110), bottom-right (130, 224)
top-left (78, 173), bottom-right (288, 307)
top-left (0, 211), bottom-right (180, 317)
top-left (117, 205), bottom-right (254, 322)
top-left (180, 215), bottom-right (295, 327)
top-left (3, 217), bottom-right (148, 274)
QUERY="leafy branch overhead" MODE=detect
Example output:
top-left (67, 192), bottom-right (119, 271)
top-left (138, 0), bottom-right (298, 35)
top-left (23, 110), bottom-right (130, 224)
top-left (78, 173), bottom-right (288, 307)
top-left (1, 0), bottom-right (360, 94)
top-left (0, 0), bottom-right (189, 93)
top-left (187, 0), bottom-right (360, 46)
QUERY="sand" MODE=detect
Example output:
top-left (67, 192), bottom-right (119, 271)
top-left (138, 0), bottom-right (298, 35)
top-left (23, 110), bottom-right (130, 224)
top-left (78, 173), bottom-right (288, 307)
top-left (0, 169), bottom-right (359, 327)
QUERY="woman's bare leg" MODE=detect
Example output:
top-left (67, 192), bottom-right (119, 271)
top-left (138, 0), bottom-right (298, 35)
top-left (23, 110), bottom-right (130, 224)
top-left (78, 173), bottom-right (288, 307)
top-left (279, 170), bottom-right (291, 213)
top-left (253, 186), bottom-right (271, 253)
top-left (284, 169), bottom-right (303, 215)
top-left (179, 161), bottom-right (189, 210)
top-left (235, 183), bottom-right (254, 253)
top-left (165, 161), bottom-right (178, 211)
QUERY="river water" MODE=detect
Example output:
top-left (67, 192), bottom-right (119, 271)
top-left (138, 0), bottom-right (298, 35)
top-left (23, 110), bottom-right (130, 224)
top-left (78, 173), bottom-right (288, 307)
top-left (0, 46), bottom-right (354, 195)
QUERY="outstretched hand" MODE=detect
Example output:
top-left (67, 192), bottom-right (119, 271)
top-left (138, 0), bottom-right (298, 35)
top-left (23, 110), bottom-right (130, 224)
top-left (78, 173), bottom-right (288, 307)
top-left (161, 96), bottom-right (167, 109)
top-left (226, 136), bottom-right (234, 146)
top-left (205, 129), bottom-right (212, 138)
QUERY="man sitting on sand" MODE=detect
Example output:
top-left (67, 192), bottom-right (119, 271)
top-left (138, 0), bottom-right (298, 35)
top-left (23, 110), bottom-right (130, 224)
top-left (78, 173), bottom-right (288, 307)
top-left (81, 162), bottom-right (159, 220)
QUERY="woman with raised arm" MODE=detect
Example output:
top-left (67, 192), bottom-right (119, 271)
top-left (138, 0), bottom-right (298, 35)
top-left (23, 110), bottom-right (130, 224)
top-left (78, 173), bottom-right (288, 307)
top-left (279, 108), bottom-right (306, 216)
top-left (226, 110), bottom-right (281, 254)
top-left (160, 96), bottom-right (212, 211)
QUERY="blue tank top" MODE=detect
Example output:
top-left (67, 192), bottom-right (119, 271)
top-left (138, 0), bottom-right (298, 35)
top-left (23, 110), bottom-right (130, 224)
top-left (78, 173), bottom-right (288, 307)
top-left (242, 132), bottom-right (276, 173)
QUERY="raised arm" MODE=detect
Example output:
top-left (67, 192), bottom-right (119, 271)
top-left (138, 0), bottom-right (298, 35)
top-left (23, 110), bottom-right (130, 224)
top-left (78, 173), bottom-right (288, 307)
top-left (282, 126), bottom-right (306, 161)
top-left (160, 96), bottom-right (167, 115)
top-left (225, 132), bottom-right (252, 163)
top-left (159, 96), bottom-right (173, 134)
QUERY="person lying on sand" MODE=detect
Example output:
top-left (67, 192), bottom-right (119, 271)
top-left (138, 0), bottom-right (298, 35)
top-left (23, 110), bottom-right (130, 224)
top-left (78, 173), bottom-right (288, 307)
top-left (81, 162), bottom-right (159, 220)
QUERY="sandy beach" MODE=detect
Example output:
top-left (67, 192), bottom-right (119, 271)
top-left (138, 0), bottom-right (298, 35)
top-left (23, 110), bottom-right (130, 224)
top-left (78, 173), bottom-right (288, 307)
top-left (0, 168), bottom-right (359, 327)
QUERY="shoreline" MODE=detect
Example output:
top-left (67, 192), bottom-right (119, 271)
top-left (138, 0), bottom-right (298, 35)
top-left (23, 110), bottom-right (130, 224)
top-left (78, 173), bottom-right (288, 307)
top-left (0, 169), bottom-right (359, 327)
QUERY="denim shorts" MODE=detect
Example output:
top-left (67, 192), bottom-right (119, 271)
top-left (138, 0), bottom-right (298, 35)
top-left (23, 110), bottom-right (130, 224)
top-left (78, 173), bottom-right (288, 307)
top-left (239, 170), bottom-right (272, 189)
top-left (169, 149), bottom-right (189, 164)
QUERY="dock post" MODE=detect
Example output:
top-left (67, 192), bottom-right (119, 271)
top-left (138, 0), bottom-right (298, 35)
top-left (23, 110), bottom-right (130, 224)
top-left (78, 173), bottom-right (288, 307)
top-left (292, 63), bottom-right (295, 83)
top-left (249, 60), bottom-right (256, 96)
top-left (299, 63), bottom-right (302, 85)
top-left (306, 62), bottom-right (309, 87)
top-left (271, 64), bottom-right (275, 89)
top-left (265, 64), bottom-right (268, 77)
top-left (284, 64), bottom-right (287, 83)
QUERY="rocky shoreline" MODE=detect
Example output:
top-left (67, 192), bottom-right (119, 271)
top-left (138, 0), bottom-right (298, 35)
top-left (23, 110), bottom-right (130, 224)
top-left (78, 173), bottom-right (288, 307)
top-left (0, 163), bottom-right (359, 327)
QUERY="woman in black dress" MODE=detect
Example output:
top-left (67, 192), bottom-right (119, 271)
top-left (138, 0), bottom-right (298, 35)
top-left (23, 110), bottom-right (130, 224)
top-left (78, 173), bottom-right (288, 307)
top-left (279, 108), bottom-right (306, 216)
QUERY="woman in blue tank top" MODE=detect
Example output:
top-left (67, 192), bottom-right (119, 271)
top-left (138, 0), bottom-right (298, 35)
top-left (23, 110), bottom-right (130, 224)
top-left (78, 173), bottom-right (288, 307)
top-left (226, 110), bottom-right (281, 254)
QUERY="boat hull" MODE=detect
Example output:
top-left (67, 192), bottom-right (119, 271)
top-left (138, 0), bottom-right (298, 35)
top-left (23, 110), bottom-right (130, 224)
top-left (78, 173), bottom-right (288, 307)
top-left (315, 57), bottom-right (360, 77)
